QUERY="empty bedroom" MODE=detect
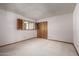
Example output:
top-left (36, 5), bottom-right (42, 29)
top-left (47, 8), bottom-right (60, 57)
top-left (0, 3), bottom-right (79, 56)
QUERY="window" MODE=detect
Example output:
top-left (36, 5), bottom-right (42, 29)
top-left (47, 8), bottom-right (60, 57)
top-left (23, 20), bottom-right (35, 30)
top-left (17, 18), bottom-right (35, 30)
top-left (24, 21), bottom-right (29, 30)
top-left (29, 22), bottom-right (35, 29)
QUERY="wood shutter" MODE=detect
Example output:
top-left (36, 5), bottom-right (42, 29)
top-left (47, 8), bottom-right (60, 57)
top-left (17, 19), bottom-right (23, 30)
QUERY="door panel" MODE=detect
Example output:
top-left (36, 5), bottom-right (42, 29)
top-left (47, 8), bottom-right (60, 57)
top-left (37, 22), bottom-right (47, 39)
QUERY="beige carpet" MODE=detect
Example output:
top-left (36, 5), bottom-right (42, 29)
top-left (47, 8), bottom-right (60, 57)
top-left (0, 38), bottom-right (78, 56)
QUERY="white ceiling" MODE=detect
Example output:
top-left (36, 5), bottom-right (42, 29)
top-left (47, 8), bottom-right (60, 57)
top-left (0, 3), bottom-right (76, 20)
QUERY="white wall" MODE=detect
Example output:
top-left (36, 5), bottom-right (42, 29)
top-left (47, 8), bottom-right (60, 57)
top-left (0, 9), bottom-right (73, 46)
top-left (73, 4), bottom-right (79, 54)
top-left (37, 13), bottom-right (73, 43)
top-left (0, 9), bottom-right (37, 46)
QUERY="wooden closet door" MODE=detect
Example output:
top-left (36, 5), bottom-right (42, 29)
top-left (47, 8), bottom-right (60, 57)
top-left (37, 23), bottom-right (42, 38)
top-left (37, 22), bottom-right (47, 39)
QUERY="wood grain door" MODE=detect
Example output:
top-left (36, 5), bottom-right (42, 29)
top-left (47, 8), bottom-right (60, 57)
top-left (37, 22), bottom-right (47, 39)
